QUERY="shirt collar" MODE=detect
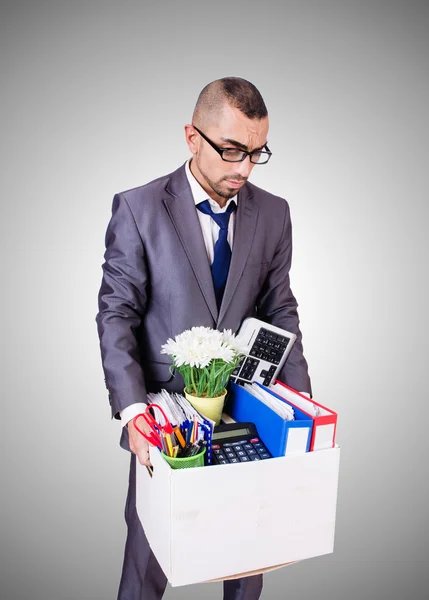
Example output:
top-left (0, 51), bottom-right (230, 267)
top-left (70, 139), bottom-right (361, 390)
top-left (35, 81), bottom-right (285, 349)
top-left (185, 158), bottom-right (238, 211)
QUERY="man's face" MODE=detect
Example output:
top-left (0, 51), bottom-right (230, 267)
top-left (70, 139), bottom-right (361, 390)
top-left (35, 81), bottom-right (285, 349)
top-left (191, 104), bottom-right (269, 202)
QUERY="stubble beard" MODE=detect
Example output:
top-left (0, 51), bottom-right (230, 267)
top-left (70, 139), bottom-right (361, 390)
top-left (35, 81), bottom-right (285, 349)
top-left (198, 162), bottom-right (243, 200)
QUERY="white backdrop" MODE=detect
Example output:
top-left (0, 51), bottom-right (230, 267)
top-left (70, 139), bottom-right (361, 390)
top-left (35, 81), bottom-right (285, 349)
top-left (1, 1), bottom-right (428, 599)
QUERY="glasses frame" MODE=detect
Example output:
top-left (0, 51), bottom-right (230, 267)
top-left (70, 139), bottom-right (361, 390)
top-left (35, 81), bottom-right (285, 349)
top-left (192, 125), bottom-right (272, 164)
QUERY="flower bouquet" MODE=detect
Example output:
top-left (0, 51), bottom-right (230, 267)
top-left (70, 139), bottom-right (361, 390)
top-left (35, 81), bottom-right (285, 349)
top-left (160, 326), bottom-right (249, 425)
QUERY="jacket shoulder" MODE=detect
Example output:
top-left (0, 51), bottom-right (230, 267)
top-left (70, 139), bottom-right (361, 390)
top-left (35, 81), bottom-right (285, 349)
top-left (115, 171), bottom-right (171, 206)
top-left (246, 181), bottom-right (290, 212)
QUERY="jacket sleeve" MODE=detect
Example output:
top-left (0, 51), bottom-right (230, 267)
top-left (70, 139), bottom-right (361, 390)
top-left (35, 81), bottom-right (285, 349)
top-left (96, 193), bottom-right (149, 419)
top-left (255, 199), bottom-right (312, 396)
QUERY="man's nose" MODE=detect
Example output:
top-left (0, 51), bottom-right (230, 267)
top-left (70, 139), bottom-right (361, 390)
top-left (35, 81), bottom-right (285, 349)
top-left (234, 155), bottom-right (254, 179)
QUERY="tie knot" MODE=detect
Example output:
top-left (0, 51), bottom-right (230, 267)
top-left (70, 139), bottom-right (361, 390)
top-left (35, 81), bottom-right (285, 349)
top-left (196, 199), bottom-right (236, 229)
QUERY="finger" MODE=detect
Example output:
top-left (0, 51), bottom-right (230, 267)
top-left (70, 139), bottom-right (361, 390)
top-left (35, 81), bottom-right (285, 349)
top-left (137, 447), bottom-right (152, 467)
top-left (129, 428), bottom-right (149, 452)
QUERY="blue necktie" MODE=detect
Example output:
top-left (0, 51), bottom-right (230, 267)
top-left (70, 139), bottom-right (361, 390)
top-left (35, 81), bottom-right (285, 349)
top-left (197, 199), bottom-right (237, 309)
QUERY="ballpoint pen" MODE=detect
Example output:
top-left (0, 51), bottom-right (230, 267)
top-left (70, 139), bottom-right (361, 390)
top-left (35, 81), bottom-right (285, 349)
top-left (193, 416), bottom-right (198, 442)
top-left (186, 423), bottom-right (193, 445)
top-left (189, 440), bottom-right (205, 456)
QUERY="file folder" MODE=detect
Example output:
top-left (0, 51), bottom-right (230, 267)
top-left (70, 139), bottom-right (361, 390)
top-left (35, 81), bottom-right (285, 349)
top-left (269, 380), bottom-right (338, 451)
top-left (225, 381), bottom-right (313, 457)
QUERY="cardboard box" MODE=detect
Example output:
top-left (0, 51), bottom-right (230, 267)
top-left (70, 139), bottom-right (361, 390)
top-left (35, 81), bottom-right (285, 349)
top-left (136, 443), bottom-right (340, 586)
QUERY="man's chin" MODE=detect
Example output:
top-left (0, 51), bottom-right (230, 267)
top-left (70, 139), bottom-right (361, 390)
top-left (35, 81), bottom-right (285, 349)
top-left (213, 188), bottom-right (233, 200)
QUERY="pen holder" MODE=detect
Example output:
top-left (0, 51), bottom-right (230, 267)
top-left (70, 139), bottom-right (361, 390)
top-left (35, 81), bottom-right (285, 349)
top-left (161, 447), bottom-right (206, 470)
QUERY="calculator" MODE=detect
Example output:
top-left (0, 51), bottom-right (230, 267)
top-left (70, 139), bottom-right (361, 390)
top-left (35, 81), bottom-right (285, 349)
top-left (211, 422), bottom-right (272, 465)
top-left (230, 317), bottom-right (296, 387)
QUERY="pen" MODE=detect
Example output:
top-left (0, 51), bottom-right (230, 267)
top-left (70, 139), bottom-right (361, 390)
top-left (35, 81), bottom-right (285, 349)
top-left (173, 426), bottom-right (186, 448)
top-left (189, 440), bottom-right (204, 456)
top-left (159, 432), bottom-right (167, 454)
top-left (165, 433), bottom-right (173, 457)
top-left (186, 424), bottom-right (193, 445)
top-left (180, 443), bottom-right (193, 458)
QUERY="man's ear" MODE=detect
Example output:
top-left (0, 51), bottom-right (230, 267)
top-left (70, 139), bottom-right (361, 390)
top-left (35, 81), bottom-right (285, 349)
top-left (184, 124), bottom-right (199, 154)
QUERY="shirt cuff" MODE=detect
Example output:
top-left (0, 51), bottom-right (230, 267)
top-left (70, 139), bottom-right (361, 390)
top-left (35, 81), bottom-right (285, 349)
top-left (120, 403), bottom-right (147, 427)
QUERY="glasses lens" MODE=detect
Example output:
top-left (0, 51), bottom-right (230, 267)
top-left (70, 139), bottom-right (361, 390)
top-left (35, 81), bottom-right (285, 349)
top-left (222, 149), bottom-right (246, 162)
top-left (251, 151), bottom-right (271, 164)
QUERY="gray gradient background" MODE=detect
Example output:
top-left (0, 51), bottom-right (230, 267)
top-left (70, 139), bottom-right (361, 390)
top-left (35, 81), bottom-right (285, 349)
top-left (1, 1), bottom-right (428, 599)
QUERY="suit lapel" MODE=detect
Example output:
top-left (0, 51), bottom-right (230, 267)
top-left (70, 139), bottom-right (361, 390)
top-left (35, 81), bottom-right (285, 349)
top-left (218, 183), bottom-right (258, 324)
top-left (163, 162), bottom-right (258, 327)
top-left (163, 162), bottom-right (218, 322)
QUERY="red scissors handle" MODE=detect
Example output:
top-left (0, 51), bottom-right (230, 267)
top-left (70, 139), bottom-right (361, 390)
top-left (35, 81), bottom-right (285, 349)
top-left (133, 413), bottom-right (162, 449)
top-left (146, 403), bottom-right (174, 434)
top-left (132, 403), bottom-right (173, 449)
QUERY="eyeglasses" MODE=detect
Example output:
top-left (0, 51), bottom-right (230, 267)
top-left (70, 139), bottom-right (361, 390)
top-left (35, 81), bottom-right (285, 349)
top-left (193, 125), bottom-right (272, 164)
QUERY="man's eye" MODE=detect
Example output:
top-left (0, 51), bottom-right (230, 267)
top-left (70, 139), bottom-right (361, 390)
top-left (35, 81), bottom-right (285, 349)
top-left (223, 149), bottom-right (243, 158)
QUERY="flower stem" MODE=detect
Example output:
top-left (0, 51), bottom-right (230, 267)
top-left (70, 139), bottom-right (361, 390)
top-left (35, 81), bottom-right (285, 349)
top-left (208, 360), bottom-right (216, 397)
top-left (190, 367), bottom-right (197, 395)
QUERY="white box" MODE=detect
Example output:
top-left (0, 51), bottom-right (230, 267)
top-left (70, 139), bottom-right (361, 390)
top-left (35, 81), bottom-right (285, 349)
top-left (136, 444), bottom-right (340, 587)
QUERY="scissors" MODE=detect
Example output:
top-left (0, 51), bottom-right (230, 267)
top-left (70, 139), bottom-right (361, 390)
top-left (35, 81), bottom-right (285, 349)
top-left (133, 403), bottom-right (174, 450)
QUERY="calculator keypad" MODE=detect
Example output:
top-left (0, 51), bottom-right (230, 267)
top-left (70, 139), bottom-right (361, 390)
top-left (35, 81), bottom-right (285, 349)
top-left (250, 328), bottom-right (290, 366)
top-left (212, 438), bottom-right (272, 465)
top-left (230, 327), bottom-right (290, 386)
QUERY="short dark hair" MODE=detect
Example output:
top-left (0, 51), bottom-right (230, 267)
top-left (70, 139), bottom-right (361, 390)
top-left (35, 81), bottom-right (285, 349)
top-left (192, 77), bottom-right (268, 129)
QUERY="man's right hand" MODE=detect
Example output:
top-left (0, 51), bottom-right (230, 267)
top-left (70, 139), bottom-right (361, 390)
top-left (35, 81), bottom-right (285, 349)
top-left (127, 415), bottom-right (155, 467)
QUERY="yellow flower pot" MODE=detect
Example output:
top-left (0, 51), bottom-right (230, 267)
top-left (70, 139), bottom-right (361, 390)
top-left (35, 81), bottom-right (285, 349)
top-left (184, 388), bottom-right (227, 425)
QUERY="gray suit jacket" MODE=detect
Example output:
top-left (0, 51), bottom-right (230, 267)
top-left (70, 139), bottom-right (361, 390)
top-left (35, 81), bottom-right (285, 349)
top-left (96, 161), bottom-right (311, 440)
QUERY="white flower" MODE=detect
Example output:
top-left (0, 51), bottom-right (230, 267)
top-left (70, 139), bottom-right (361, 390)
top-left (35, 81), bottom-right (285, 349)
top-left (160, 326), bottom-right (244, 368)
top-left (175, 336), bottom-right (212, 368)
top-left (221, 329), bottom-right (249, 356)
top-left (160, 337), bottom-right (181, 356)
top-left (215, 342), bottom-right (235, 363)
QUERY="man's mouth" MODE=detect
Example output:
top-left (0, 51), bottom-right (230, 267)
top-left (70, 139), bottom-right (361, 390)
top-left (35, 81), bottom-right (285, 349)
top-left (225, 180), bottom-right (245, 187)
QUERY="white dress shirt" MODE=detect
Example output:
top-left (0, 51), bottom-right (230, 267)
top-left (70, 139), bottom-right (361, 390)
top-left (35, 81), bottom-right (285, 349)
top-left (119, 158), bottom-right (238, 426)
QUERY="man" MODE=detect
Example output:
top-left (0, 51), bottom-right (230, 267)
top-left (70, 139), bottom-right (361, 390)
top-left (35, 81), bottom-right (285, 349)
top-left (96, 76), bottom-right (312, 600)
